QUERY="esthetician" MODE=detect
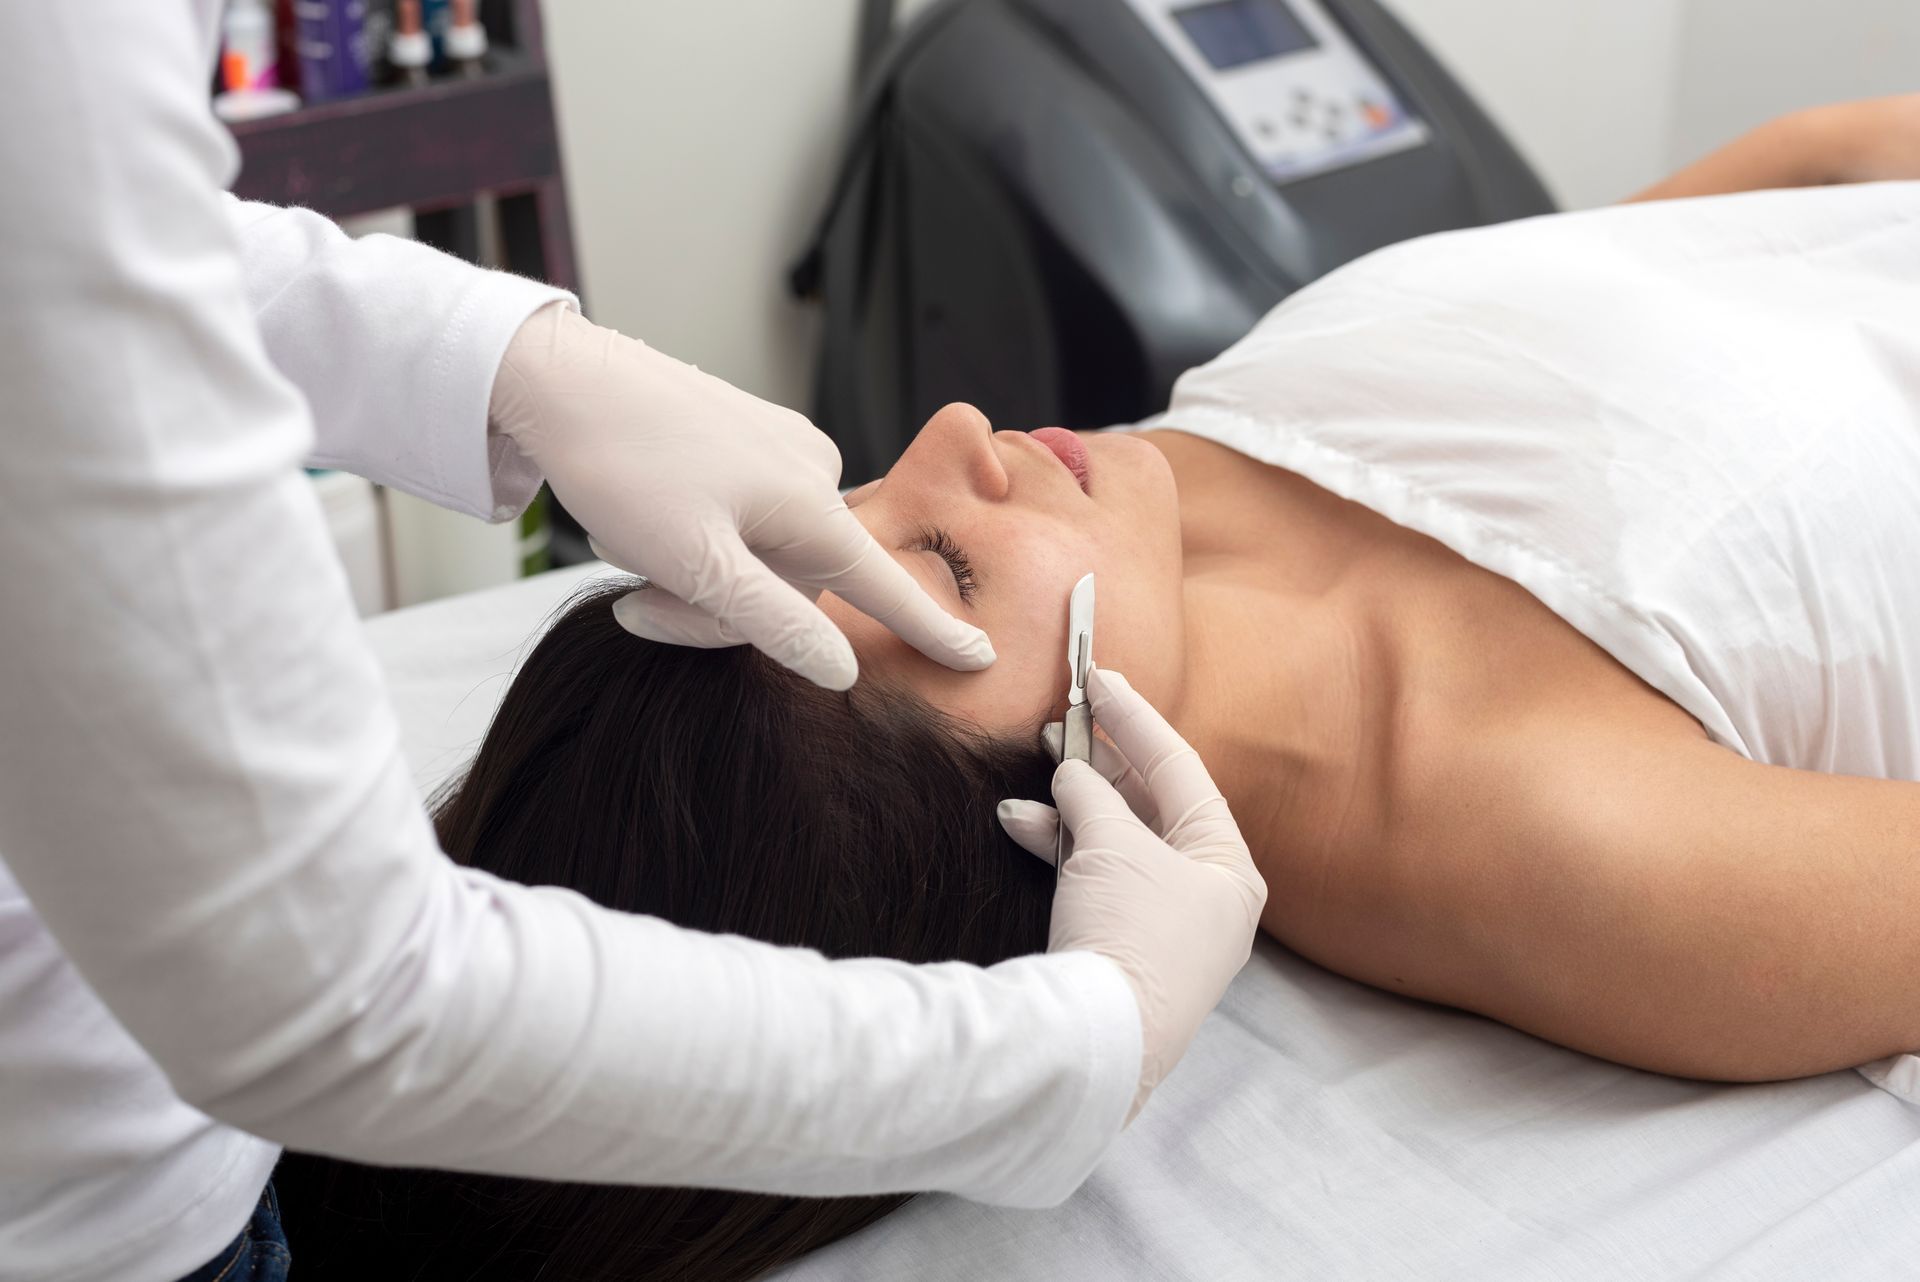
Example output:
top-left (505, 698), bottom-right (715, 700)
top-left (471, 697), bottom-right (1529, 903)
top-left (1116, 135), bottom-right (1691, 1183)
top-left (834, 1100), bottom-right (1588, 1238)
top-left (0, 4), bottom-right (1265, 1280)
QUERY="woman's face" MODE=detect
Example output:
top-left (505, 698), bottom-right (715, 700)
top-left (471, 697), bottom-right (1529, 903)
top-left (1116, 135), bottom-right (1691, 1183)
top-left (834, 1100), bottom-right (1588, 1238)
top-left (821, 404), bottom-right (1186, 735)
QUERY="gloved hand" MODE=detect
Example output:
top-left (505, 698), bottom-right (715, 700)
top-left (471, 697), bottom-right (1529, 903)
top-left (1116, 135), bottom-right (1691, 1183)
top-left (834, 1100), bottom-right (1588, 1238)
top-left (488, 302), bottom-right (996, 690)
top-left (997, 669), bottom-right (1268, 1123)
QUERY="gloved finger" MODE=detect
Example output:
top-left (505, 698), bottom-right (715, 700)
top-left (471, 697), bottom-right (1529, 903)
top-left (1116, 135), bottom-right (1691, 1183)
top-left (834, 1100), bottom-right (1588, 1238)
top-left (791, 412), bottom-right (846, 477)
top-left (611, 589), bottom-right (744, 648)
top-left (1086, 669), bottom-right (1236, 854)
top-left (642, 526), bottom-right (860, 691)
top-left (595, 536), bottom-right (789, 650)
top-left (756, 497), bottom-right (996, 673)
top-left (1048, 759), bottom-right (1156, 853)
top-left (586, 535), bottom-right (628, 570)
top-left (1043, 721), bottom-right (1160, 829)
top-left (995, 799), bottom-right (1060, 866)
top-left (587, 537), bottom-right (654, 585)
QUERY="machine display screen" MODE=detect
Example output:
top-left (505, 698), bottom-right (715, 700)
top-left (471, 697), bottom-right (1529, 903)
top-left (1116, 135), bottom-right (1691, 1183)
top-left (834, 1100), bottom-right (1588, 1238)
top-left (1172, 0), bottom-right (1319, 71)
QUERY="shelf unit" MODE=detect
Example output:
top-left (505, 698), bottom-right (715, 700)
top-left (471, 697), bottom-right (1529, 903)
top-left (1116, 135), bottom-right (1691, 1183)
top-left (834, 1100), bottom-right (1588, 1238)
top-left (226, 0), bottom-right (580, 295)
top-left (226, 0), bottom-right (591, 568)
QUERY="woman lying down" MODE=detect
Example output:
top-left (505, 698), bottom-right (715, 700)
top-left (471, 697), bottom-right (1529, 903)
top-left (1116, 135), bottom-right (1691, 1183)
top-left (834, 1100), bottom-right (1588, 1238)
top-left (277, 98), bottom-right (1920, 1279)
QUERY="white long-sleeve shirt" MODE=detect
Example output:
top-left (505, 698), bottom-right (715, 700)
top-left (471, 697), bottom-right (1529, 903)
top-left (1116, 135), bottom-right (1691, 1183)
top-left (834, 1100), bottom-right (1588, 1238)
top-left (0, 5), bottom-right (1139, 1280)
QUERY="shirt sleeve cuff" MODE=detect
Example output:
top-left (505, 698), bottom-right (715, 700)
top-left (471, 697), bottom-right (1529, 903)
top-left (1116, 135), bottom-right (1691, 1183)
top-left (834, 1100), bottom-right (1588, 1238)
top-left (992, 950), bottom-right (1142, 1208)
top-left (424, 270), bottom-right (576, 523)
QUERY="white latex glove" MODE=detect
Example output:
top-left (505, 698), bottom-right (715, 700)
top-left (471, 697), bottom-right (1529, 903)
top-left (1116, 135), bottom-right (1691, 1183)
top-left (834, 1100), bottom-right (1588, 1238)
top-left (488, 302), bottom-right (996, 690)
top-left (997, 669), bottom-right (1268, 1123)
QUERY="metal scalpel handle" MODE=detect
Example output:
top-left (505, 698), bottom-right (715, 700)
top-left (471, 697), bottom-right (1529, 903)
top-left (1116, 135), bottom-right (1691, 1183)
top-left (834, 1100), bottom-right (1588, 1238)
top-left (1054, 698), bottom-right (1094, 878)
top-left (1054, 574), bottom-right (1095, 879)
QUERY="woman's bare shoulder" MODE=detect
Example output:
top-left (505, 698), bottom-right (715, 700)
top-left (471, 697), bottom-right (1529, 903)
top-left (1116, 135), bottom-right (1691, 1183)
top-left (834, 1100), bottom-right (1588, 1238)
top-left (1427, 657), bottom-right (1719, 849)
top-left (1380, 643), bottom-right (1717, 906)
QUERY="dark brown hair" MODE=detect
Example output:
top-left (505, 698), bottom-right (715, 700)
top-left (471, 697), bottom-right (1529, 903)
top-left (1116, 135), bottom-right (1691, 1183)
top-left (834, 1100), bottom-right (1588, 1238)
top-left (274, 578), bottom-right (1056, 1280)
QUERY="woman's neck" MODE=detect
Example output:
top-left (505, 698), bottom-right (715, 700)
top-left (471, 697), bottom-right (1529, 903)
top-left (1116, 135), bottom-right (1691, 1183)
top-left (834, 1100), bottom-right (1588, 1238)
top-left (1137, 428), bottom-right (1411, 867)
top-left (1167, 567), bottom-right (1396, 866)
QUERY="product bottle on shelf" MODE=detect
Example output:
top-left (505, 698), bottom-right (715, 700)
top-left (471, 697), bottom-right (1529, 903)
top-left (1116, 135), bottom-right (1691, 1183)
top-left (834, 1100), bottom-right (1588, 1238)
top-left (446, 0), bottom-right (489, 78)
top-left (292, 0), bottom-right (372, 103)
top-left (422, 0), bottom-right (453, 71)
top-left (389, 0), bottom-right (433, 88)
top-left (216, 0), bottom-right (301, 120)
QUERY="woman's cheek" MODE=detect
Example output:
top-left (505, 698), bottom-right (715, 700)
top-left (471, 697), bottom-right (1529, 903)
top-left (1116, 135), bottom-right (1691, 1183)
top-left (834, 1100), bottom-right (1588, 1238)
top-left (986, 532), bottom-right (1091, 626)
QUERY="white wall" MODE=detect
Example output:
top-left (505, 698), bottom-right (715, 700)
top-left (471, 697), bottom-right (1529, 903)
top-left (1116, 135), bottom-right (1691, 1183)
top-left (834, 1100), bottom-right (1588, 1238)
top-left (541, 0), bottom-right (1916, 415)
top-left (1668, 0), bottom-right (1920, 164)
top-left (541, 2), bottom-right (868, 407)
top-left (1390, 0), bottom-right (1920, 209)
top-left (1383, 0), bottom-right (1682, 210)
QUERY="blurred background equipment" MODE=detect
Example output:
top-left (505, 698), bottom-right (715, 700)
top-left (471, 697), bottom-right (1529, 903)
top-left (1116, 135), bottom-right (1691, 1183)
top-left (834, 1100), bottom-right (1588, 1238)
top-left (793, 0), bottom-right (1556, 482)
top-left (215, 0), bottom-right (1919, 607)
top-left (535, 0), bottom-right (1915, 470)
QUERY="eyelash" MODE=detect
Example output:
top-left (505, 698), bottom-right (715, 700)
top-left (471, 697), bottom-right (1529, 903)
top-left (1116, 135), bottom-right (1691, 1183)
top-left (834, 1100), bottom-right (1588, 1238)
top-left (914, 526), bottom-right (978, 602)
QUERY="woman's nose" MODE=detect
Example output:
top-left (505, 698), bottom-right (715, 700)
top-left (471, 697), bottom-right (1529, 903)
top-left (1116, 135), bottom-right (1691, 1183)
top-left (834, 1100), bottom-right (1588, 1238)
top-left (912, 403), bottom-right (1009, 501)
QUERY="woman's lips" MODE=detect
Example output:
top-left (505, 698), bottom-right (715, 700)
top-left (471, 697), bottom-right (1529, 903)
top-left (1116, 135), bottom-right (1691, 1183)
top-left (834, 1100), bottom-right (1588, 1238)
top-left (1029, 427), bottom-right (1091, 493)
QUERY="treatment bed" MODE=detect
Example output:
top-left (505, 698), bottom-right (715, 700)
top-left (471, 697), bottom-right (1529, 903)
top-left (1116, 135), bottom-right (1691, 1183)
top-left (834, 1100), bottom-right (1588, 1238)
top-left (365, 561), bottom-right (1920, 1280)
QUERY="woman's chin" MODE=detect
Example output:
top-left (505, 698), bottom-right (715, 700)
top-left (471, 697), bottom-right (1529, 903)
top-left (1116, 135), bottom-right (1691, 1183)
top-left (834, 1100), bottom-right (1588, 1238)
top-left (1089, 428), bottom-right (1170, 492)
top-left (1088, 430), bottom-right (1182, 536)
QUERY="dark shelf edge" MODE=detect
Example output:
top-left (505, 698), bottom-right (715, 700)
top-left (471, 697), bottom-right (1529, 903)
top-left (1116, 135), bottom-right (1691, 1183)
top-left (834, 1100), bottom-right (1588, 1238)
top-left (228, 52), bottom-right (567, 222)
top-left (227, 50), bottom-right (546, 140)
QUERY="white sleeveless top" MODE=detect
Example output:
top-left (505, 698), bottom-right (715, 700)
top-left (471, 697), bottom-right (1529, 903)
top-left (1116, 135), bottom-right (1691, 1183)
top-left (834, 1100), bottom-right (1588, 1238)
top-left (1129, 180), bottom-right (1920, 1094)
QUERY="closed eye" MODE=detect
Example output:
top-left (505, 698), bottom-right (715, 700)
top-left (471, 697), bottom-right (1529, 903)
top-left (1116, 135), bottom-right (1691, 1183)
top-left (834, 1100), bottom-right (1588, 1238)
top-left (911, 526), bottom-right (978, 603)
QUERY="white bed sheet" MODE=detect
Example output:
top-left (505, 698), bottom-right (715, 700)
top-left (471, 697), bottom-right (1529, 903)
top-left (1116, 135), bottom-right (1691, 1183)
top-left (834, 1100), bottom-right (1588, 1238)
top-left (364, 565), bottom-right (1920, 1281)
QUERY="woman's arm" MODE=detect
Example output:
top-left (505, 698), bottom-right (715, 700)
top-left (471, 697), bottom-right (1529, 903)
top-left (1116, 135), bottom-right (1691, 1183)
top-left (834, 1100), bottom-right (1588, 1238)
top-left (1430, 716), bottom-right (1920, 1083)
top-left (1623, 94), bottom-right (1920, 204)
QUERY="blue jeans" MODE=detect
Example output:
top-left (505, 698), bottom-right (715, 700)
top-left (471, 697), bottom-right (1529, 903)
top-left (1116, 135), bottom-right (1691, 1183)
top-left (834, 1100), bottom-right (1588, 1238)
top-left (175, 1180), bottom-right (289, 1282)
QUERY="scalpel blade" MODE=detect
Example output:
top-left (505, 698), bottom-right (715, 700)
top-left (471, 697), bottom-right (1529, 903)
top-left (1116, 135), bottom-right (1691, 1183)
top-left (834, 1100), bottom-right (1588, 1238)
top-left (1065, 573), bottom-right (1095, 707)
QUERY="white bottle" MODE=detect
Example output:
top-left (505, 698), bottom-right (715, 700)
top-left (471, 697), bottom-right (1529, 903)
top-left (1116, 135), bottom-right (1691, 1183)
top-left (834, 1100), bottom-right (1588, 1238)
top-left (215, 0), bottom-right (301, 121)
top-left (222, 0), bottom-right (280, 90)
